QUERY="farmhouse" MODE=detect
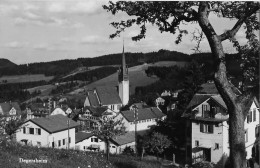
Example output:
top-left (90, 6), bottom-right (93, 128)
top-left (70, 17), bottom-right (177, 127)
top-left (16, 114), bottom-right (80, 149)
top-left (115, 107), bottom-right (166, 132)
top-left (183, 93), bottom-right (259, 167)
top-left (0, 101), bottom-right (21, 121)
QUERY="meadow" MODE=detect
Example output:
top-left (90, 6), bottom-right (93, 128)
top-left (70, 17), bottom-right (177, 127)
top-left (0, 74), bottom-right (54, 84)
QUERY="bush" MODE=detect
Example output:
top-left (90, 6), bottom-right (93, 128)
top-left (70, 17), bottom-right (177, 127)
top-left (122, 146), bottom-right (135, 156)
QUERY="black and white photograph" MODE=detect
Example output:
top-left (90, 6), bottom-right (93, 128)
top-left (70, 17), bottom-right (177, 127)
top-left (0, 1), bottom-right (259, 168)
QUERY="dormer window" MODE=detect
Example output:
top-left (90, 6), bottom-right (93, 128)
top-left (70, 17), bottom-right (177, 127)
top-left (9, 108), bottom-right (16, 115)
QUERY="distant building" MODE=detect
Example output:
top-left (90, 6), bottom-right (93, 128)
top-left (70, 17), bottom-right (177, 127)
top-left (183, 93), bottom-right (259, 166)
top-left (16, 114), bottom-right (80, 149)
top-left (0, 101), bottom-right (21, 121)
top-left (115, 107), bottom-right (166, 132)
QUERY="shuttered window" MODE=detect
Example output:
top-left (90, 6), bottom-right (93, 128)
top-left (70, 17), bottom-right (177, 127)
top-left (253, 109), bottom-right (256, 122)
top-left (200, 124), bottom-right (214, 134)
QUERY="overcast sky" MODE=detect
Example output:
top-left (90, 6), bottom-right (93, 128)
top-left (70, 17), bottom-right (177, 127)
top-left (0, 0), bottom-right (248, 65)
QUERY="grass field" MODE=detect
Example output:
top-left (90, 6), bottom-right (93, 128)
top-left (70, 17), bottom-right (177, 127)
top-left (0, 139), bottom-right (167, 168)
top-left (0, 74), bottom-right (54, 84)
top-left (70, 61), bottom-right (188, 95)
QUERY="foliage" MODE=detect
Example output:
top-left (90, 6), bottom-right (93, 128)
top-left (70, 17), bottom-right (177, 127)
top-left (93, 117), bottom-right (125, 161)
top-left (122, 146), bottom-right (135, 156)
top-left (143, 132), bottom-right (171, 158)
top-left (2, 118), bottom-right (24, 139)
top-left (192, 161), bottom-right (214, 168)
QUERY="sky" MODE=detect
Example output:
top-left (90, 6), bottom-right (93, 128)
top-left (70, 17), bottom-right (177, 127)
top-left (0, 0), bottom-right (249, 65)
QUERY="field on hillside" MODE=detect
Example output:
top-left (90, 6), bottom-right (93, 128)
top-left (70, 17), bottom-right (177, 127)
top-left (70, 61), bottom-right (187, 95)
top-left (0, 74), bottom-right (54, 84)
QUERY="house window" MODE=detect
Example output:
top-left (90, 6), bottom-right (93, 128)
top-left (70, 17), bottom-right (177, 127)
top-left (215, 143), bottom-right (219, 149)
top-left (29, 128), bottom-right (34, 134)
top-left (23, 127), bottom-right (26, 134)
top-left (91, 137), bottom-right (98, 142)
top-left (256, 126), bottom-right (259, 138)
top-left (202, 104), bottom-right (208, 115)
top-left (52, 142), bottom-right (55, 148)
top-left (247, 111), bottom-right (253, 123)
top-left (253, 108), bottom-right (256, 122)
top-left (58, 140), bottom-right (61, 147)
top-left (36, 128), bottom-right (41, 135)
top-left (69, 137), bottom-right (71, 143)
top-left (195, 140), bottom-right (199, 147)
top-left (63, 139), bottom-right (65, 145)
top-left (200, 124), bottom-right (214, 133)
top-left (245, 130), bottom-right (248, 143)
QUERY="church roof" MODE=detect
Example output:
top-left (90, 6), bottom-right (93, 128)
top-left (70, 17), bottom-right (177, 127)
top-left (83, 106), bottom-right (108, 117)
top-left (87, 90), bottom-right (100, 107)
top-left (121, 107), bottom-right (165, 122)
top-left (96, 86), bottom-right (122, 105)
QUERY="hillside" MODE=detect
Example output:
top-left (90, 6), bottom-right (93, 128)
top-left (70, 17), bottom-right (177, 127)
top-left (0, 140), bottom-right (163, 168)
top-left (70, 61), bottom-right (187, 95)
top-left (0, 58), bottom-right (17, 68)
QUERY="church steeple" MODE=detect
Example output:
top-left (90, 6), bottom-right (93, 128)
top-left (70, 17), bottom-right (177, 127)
top-left (119, 41), bottom-right (128, 82)
top-left (118, 41), bottom-right (129, 106)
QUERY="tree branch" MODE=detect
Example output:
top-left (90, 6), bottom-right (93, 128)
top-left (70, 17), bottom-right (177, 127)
top-left (218, 5), bottom-right (260, 41)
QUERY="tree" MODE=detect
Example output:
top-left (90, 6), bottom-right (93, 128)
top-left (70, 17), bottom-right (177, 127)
top-left (94, 117), bottom-right (125, 161)
top-left (4, 118), bottom-right (23, 140)
top-left (143, 132), bottom-right (171, 160)
top-left (103, 2), bottom-right (259, 167)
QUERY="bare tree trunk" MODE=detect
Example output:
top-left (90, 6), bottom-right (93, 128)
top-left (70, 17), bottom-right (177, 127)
top-left (197, 2), bottom-right (247, 168)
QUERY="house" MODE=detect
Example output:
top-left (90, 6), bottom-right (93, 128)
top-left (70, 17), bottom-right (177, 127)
top-left (26, 103), bottom-right (50, 120)
top-left (115, 107), bottom-right (166, 132)
top-left (110, 131), bottom-right (136, 154)
top-left (84, 44), bottom-right (129, 110)
top-left (75, 131), bottom-right (135, 154)
top-left (0, 102), bottom-right (21, 121)
top-left (16, 114), bottom-right (80, 149)
top-left (75, 131), bottom-right (106, 152)
top-left (183, 93), bottom-right (259, 166)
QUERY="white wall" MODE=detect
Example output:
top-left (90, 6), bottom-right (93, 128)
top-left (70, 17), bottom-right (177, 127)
top-left (48, 128), bottom-right (76, 149)
top-left (110, 142), bottom-right (135, 154)
top-left (51, 108), bottom-right (66, 116)
top-left (244, 101), bottom-right (259, 159)
top-left (192, 121), bottom-right (225, 164)
top-left (16, 121), bottom-right (50, 147)
top-left (119, 80), bottom-right (129, 106)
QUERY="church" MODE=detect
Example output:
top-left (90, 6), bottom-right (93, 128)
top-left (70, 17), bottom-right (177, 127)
top-left (84, 44), bottom-right (129, 113)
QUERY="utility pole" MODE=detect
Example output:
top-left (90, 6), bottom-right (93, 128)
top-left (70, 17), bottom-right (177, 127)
top-left (133, 105), bottom-right (138, 157)
top-left (67, 120), bottom-right (70, 149)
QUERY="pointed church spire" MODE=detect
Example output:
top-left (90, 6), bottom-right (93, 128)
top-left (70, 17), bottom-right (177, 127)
top-left (122, 39), bottom-right (126, 76)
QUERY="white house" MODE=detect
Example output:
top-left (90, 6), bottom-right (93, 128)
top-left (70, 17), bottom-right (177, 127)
top-left (0, 102), bottom-right (21, 121)
top-left (16, 114), bottom-right (80, 149)
top-left (50, 107), bottom-right (67, 116)
top-left (75, 132), bottom-right (106, 152)
top-left (75, 131), bottom-right (135, 154)
top-left (115, 107), bottom-right (166, 132)
top-left (183, 93), bottom-right (259, 167)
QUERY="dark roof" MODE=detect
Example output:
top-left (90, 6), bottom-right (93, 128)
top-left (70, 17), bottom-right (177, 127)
top-left (83, 106), bottom-right (108, 117)
top-left (211, 95), bottom-right (227, 109)
top-left (28, 114), bottom-right (80, 133)
top-left (0, 102), bottom-right (21, 115)
top-left (121, 107), bottom-right (166, 122)
top-left (191, 117), bottom-right (228, 123)
top-left (96, 86), bottom-right (122, 105)
top-left (87, 90), bottom-right (100, 107)
top-left (186, 94), bottom-right (211, 110)
top-left (111, 131), bottom-right (135, 146)
top-left (75, 131), bottom-right (95, 143)
top-left (130, 102), bottom-right (148, 109)
top-left (198, 82), bottom-right (241, 95)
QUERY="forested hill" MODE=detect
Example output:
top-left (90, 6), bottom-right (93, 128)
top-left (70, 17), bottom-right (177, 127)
top-left (0, 50), bottom-right (190, 77)
top-left (0, 50), bottom-right (240, 77)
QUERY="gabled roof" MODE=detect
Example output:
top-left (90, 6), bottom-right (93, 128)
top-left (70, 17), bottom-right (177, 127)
top-left (83, 106), bottom-right (108, 117)
top-left (111, 131), bottom-right (135, 146)
top-left (28, 114), bottom-right (80, 133)
top-left (75, 131), bottom-right (97, 143)
top-left (0, 102), bottom-right (21, 115)
top-left (121, 107), bottom-right (166, 122)
top-left (87, 90), bottom-right (100, 107)
top-left (211, 95), bottom-right (227, 109)
top-left (96, 86), bottom-right (122, 105)
top-left (186, 94), bottom-right (212, 110)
